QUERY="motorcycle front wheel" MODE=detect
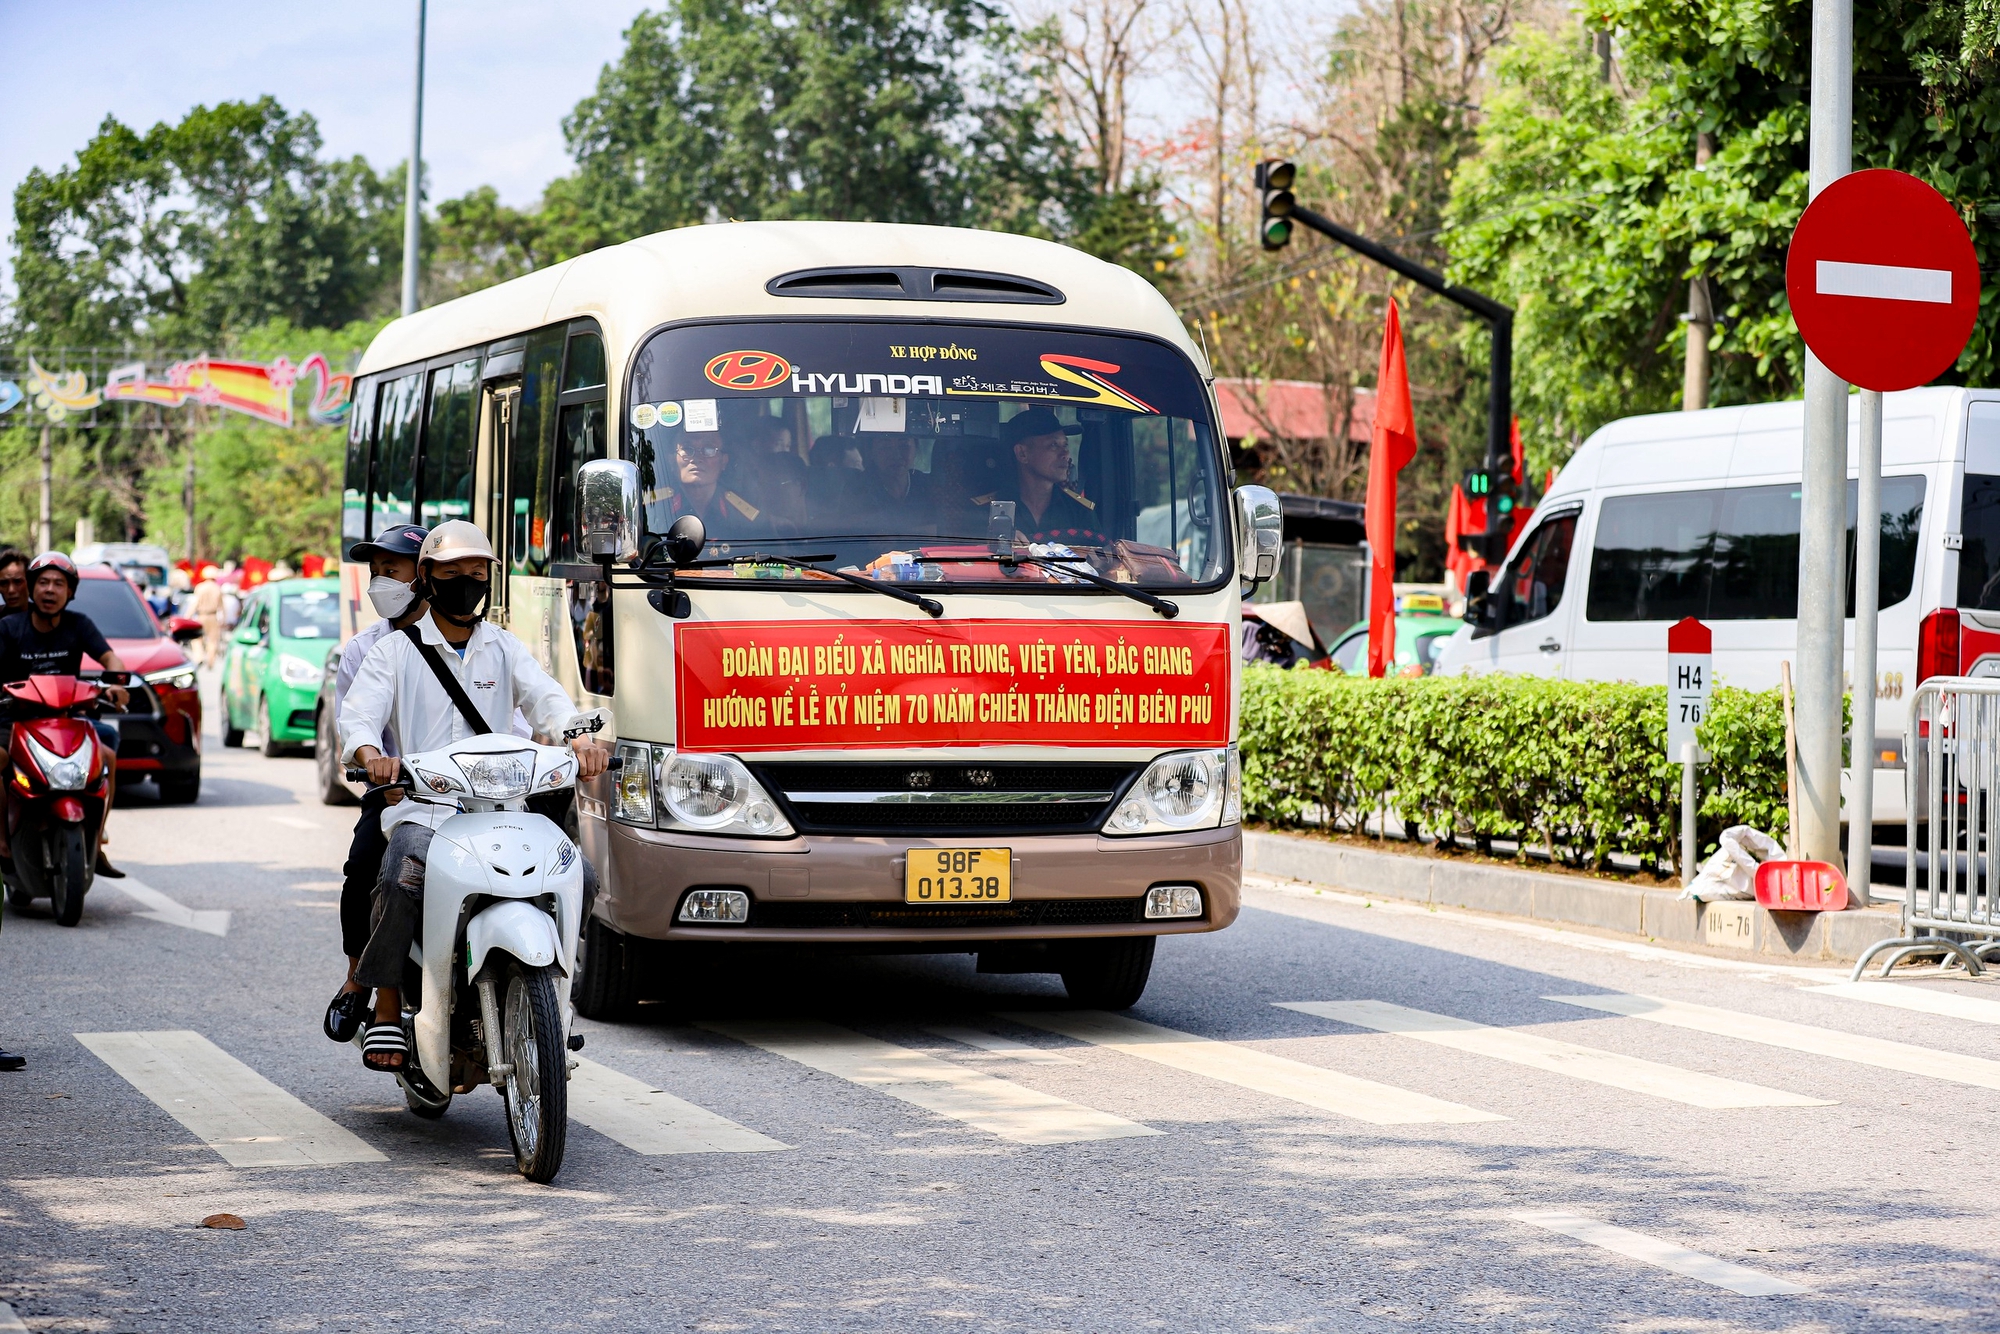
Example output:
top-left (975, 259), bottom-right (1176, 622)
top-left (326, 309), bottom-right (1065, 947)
top-left (49, 824), bottom-right (88, 927)
top-left (499, 960), bottom-right (568, 1183)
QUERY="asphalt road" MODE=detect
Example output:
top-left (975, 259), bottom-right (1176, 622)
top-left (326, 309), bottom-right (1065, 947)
top-left (4, 673), bottom-right (2000, 1332)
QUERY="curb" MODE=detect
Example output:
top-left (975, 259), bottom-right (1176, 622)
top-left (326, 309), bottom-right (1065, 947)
top-left (1244, 830), bottom-right (1902, 965)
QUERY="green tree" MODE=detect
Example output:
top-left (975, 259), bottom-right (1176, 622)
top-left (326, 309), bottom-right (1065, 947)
top-left (9, 97), bottom-right (399, 349)
top-left (1446, 2), bottom-right (2000, 468)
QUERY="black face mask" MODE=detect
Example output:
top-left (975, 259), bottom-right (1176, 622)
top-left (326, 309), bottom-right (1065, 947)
top-left (425, 573), bottom-right (490, 622)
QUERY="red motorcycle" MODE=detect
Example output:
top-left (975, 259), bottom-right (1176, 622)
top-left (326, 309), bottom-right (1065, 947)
top-left (3, 674), bottom-right (117, 927)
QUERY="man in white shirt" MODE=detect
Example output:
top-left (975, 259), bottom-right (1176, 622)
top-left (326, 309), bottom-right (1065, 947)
top-left (322, 524), bottom-right (429, 1047)
top-left (339, 522), bottom-right (609, 1072)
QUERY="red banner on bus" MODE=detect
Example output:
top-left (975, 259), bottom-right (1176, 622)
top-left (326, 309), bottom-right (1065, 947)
top-left (675, 618), bottom-right (1232, 752)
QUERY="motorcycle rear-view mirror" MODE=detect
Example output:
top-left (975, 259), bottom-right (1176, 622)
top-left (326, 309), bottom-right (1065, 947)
top-left (167, 615), bottom-right (204, 643)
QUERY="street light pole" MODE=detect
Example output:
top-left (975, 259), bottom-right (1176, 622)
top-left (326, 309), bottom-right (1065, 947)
top-left (400, 0), bottom-right (428, 317)
top-left (1794, 0), bottom-right (1853, 869)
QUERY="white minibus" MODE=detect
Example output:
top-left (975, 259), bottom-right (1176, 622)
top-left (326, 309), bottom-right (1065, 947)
top-left (1436, 385), bottom-right (2000, 828)
top-left (338, 221), bottom-right (1276, 1012)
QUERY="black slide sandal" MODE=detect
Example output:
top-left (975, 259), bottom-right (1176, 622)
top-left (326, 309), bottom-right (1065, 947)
top-left (360, 1022), bottom-right (407, 1072)
top-left (324, 987), bottom-right (370, 1043)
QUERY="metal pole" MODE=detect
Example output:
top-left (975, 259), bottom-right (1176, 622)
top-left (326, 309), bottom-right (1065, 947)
top-left (400, 0), bottom-right (427, 317)
top-left (1681, 741), bottom-right (1699, 887)
top-left (1851, 389), bottom-right (1883, 906)
top-left (38, 425), bottom-right (53, 553)
top-left (1794, 0), bottom-right (1853, 868)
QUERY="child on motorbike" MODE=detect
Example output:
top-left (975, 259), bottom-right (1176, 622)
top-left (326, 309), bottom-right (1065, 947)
top-left (320, 525), bottom-right (429, 1045)
top-left (338, 522), bottom-right (609, 1072)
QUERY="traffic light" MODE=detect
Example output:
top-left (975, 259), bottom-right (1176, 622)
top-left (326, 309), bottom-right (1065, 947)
top-left (1463, 467), bottom-right (1491, 499)
top-left (1256, 159), bottom-right (1296, 251)
top-left (1459, 467), bottom-right (1516, 558)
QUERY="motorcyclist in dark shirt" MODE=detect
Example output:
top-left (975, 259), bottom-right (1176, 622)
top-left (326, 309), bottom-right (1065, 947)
top-left (0, 553), bottom-right (131, 879)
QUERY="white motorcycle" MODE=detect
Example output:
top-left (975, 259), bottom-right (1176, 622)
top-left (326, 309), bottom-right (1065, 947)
top-left (350, 725), bottom-right (610, 1183)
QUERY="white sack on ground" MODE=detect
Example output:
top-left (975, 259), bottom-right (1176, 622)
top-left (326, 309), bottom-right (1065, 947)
top-left (1680, 825), bottom-right (1785, 901)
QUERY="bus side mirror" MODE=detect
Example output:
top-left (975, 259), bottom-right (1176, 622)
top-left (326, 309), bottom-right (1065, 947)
top-left (578, 459), bottom-right (641, 563)
top-left (1234, 485), bottom-right (1282, 585)
top-left (1463, 569), bottom-right (1490, 623)
top-left (664, 514), bottom-right (706, 567)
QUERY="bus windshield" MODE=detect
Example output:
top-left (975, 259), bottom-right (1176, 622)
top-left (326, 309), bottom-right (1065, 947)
top-left (625, 321), bottom-right (1228, 588)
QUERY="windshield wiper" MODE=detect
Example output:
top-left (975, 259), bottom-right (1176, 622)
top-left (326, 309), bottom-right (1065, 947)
top-left (915, 553), bottom-right (1179, 619)
top-left (687, 553), bottom-right (944, 618)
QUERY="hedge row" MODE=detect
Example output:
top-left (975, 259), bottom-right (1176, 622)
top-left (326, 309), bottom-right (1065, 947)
top-left (1238, 668), bottom-right (1800, 870)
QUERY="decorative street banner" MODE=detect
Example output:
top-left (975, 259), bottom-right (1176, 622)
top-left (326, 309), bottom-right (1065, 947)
top-left (0, 351), bottom-right (352, 427)
top-left (676, 619), bottom-right (1232, 752)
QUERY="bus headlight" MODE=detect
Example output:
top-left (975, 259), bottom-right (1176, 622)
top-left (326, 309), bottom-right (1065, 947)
top-left (634, 746), bottom-right (795, 838)
top-left (1104, 746), bottom-right (1238, 835)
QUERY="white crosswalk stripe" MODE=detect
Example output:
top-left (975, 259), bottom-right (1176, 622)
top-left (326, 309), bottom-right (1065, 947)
top-left (568, 1057), bottom-right (790, 1155)
top-left (1549, 993), bottom-right (2000, 1091)
top-left (1809, 980), bottom-right (2000, 1027)
top-left (1516, 1212), bottom-right (1808, 1296)
top-left (922, 1024), bottom-right (1081, 1064)
top-left (702, 1019), bottom-right (1159, 1145)
top-left (1004, 1010), bottom-right (1504, 1125)
top-left (1278, 1000), bottom-right (1832, 1109)
top-left (76, 1031), bottom-right (385, 1167)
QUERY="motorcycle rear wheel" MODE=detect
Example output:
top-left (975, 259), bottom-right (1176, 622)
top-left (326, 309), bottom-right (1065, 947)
top-left (49, 825), bottom-right (88, 928)
top-left (498, 960), bottom-right (568, 1183)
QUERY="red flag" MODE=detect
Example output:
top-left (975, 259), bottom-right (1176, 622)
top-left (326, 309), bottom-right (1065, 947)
top-left (1509, 415), bottom-right (1525, 486)
top-left (1365, 300), bottom-right (1418, 678)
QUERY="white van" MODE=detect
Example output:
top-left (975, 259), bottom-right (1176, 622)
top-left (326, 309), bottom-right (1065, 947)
top-left (1435, 385), bottom-right (2000, 826)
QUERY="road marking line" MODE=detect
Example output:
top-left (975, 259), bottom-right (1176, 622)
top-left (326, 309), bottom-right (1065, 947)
top-left (75, 1031), bottom-right (385, 1168)
top-left (269, 816), bottom-right (319, 831)
top-left (1277, 1000), bottom-right (1832, 1109)
top-left (0, 1300), bottom-right (27, 1333)
top-left (1809, 980), bottom-right (2000, 1027)
top-left (1817, 258), bottom-right (1952, 304)
top-left (702, 1020), bottom-right (1157, 1145)
top-left (1242, 875), bottom-right (1836, 981)
top-left (568, 1057), bottom-right (789, 1154)
top-left (1548, 993), bottom-right (2000, 1091)
top-left (1517, 1211), bottom-right (1807, 1295)
top-left (1004, 1010), bottom-right (1503, 1125)
top-left (108, 875), bottom-right (230, 937)
top-left (922, 1025), bottom-right (1081, 1064)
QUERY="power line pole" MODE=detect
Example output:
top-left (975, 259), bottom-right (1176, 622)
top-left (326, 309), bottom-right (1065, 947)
top-left (1794, 0), bottom-right (1853, 869)
top-left (1682, 134), bottom-right (1714, 412)
top-left (401, 0), bottom-right (428, 317)
top-left (38, 425), bottom-right (53, 553)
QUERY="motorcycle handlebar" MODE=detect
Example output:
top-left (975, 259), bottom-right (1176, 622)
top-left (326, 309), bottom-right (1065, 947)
top-left (344, 755), bottom-right (623, 783)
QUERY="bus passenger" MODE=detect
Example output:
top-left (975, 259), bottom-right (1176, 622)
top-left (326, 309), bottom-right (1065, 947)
top-left (973, 407), bottom-right (1108, 546)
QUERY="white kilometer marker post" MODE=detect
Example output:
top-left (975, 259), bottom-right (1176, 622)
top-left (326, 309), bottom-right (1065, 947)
top-left (109, 875), bottom-right (230, 936)
top-left (567, 1057), bottom-right (790, 1154)
top-left (1516, 1212), bottom-right (1808, 1296)
top-left (1005, 1010), bottom-right (1503, 1125)
top-left (1816, 259), bottom-right (1953, 303)
top-left (1549, 993), bottom-right (2000, 1091)
top-left (76, 1030), bottom-right (386, 1167)
top-left (703, 1020), bottom-right (1158, 1145)
top-left (1809, 981), bottom-right (2000, 1027)
top-left (1277, 1001), bottom-right (1831, 1109)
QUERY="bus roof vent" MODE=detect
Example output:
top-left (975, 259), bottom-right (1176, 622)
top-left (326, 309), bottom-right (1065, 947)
top-left (767, 266), bottom-right (1065, 305)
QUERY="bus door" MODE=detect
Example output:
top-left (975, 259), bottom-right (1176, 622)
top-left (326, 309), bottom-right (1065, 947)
top-left (475, 374), bottom-right (521, 625)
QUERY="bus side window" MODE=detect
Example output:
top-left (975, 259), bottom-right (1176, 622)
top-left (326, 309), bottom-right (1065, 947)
top-left (372, 372), bottom-right (423, 533)
top-left (342, 377), bottom-right (378, 553)
top-left (1498, 514), bottom-right (1577, 629)
top-left (420, 358), bottom-right (480, 526)
top-left (510, 329), bottom-right (567, 575)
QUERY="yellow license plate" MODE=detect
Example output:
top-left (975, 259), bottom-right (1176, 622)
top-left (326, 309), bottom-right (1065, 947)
top-left (905, 848), bottom-right (1012, 904)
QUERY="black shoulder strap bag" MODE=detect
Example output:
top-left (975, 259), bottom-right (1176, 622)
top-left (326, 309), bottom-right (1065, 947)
top-left (401, 623), bottom-right (491, 735)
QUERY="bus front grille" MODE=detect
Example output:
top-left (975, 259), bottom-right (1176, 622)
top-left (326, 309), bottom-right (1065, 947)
top-left (753, 761), bottom-right (1140, 837)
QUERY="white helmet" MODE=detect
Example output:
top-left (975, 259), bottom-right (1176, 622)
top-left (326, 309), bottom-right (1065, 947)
top-left (418, 520), bottom-right (496, 566)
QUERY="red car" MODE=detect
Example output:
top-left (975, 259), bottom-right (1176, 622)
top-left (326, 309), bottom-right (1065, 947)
top-left (72, 565), bottom-right (204, 803)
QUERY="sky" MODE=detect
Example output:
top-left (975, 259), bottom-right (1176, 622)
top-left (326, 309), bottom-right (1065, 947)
top-left (0, 0), bottom-right (646, 295)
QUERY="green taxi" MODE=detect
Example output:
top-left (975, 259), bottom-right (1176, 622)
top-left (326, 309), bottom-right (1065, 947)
top-left (1326, 594), bottom-right (1464, 676)
top-left (221, 577), bottom-right (341, 757)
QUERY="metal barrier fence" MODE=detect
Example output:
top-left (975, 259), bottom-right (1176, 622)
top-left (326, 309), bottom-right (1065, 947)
top-left (1853, 676), bottom-right (2000, 978)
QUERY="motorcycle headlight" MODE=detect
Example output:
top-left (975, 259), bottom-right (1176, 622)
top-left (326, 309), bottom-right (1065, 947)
top-left (1104, 746), bottom-right (1238, 836)
top-left (23, 731), bottom-right (90, 792)
top-left (277, 654), bottom-right (323, 687)
top-left (654, 747), bottom-right (792, 837)
top-left (452, 750), bottom-right (534, 800)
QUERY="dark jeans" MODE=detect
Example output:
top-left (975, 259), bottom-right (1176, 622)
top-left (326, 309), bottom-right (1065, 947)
top-left (339, 788), bottom-right (392, 959)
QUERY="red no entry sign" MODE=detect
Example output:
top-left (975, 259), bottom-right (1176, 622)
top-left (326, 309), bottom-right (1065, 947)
top-left (1785, 169), bottom-right (1980, 392)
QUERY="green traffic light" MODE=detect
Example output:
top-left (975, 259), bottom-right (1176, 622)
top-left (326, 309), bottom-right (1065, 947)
top-left (1497, 495), bottom-right (1514, 514)
top-left (1261, 217), bottom-right (1292, 250)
